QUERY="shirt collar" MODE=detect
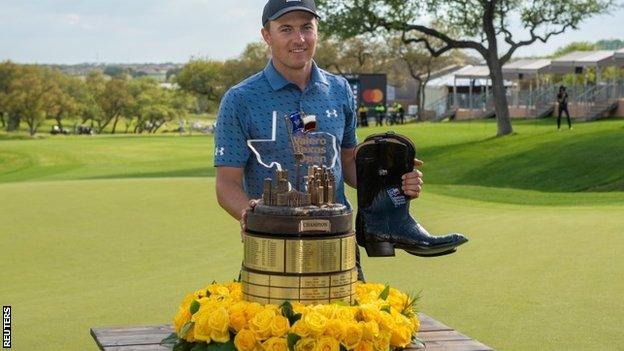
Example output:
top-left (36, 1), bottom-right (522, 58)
top-left (263, 59), bottom-right (329, 91)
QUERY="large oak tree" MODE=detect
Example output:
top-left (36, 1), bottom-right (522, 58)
top-left (317, 0), bottom-right (614, 135)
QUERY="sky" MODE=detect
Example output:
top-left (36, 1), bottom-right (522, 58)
top-left (1, 0), bottom-right (623, 64)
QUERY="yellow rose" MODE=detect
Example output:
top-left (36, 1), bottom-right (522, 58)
top-left (358, 304), bottom-right (381, 323)
top-left (291, 319), bottom-right (311, 337)
top-left (227, 282), bottom-right (243, 299)
top-left (192, 306), bottom-right (213, 342)
top-left (208, 284), bottom-right (231, 298)
top-left (230, 311), bottom-right (248, 332)
top-left (270, 315), bottom-right (290, 337)
top-left (313, 304), bottom-right (337, 319)
top-left (389, 325), bottom-right (412, 347)
top-left (315, 336), bottom-right (339, 351)
top-left (376, 312), bottom-right (395, 333)
top-left (341, 322), bottom-right (362, 350)
top-left (291, 302), bottom-right (310, 316)
top-left (387, 289), bottom-right (407, 311)
top-left (334, 306), bottom-right (356, 322)
top-left (372, 332), bottom-right (390, 351)
top-left (209, 306), bottom-right (230, 333)
top-left (304, 310), bottom-right (327, 336)
top-left (323, 319), bottom-right (345, 340)
top-left (354, 340), bottom-right (374, 351)
top-left (262, 337), bottom-right (288, 351)
top-left (249, 308), bottom-right (276, 340)
top-left (235, 329), bottom-right (259, 351)
top-left (173, 294), bottom-right (194, 334)
top-left (409, 314), bottom-right (420, 333)
top-left (359, 321), bottom-right (379, 341)
top-left (245, 302), bottom-right (264, 321)
top-left (295, 337), bottom-right (317, 351)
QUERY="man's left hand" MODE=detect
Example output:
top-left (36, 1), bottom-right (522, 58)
top-left (401, 159), bottom-right (424, 199)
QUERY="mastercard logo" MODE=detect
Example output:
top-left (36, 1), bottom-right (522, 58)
top-left (362, 89), bottom-right (384, 103)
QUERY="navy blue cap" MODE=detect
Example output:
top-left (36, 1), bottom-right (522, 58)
top-left (262, 0), bottom-right (320, 27)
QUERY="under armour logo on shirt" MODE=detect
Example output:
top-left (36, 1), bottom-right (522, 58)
top-left (326, 109), bottom-right (338, 118)
top-left (215, 147), bottom-right (225, 156)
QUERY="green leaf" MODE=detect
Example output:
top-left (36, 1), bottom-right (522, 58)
top-left (339, 344), bottom-right (348, 351)
top-left (207, 340), bottom-right (236, 351)
top-left (179, 321), bottom-right (195, 339)
top-left (289, 312), bottom-right (302, 325)
top-left (331, 300), bottom-right (349, 306)
top-left (191, 343), bottom-right (209, 351)
top-left (281, 300), bottom-right (294, 318)
top-left (380, 305), bottom-right (391, 314)
top-left (160, 332), bottom-right (179, 347)
top-left (410, 336), bottom-right (426, 348)
top-left (378, 284), bottom-right (390, 300)
top-left (287, 333), bottom-right (302, 351)
top-left (173, 340), bottom-right (193, 351)
top-left (190, 300), bottom-right (200, 315)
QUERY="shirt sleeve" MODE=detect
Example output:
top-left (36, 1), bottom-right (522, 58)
top-left (341, 79), bottom-right (358, 149)
top-left (214, 89), bottom-right (251, 167)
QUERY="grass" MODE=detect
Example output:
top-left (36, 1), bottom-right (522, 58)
top-left (1, 118), bottom-right (623, 350)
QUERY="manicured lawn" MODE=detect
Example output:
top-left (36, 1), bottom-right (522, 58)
top-left (1, 118), bottom-right (623, 350)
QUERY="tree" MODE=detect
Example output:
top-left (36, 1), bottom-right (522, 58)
top-left (6, 66), bottom-right (57, 136)
top-left (315, 35), bottom-right (392, 75)
top-left (552, 41), bottom-right (597, 57)
top-left (317, 0), bottom-right (614, 136)
top-left (220, 42), bottom-right (271, 90)
top-left (174, 59), bottom-right (224, 113)
top-left (0, 61), bottom-right (20, 131)
top-left (86, 73), bottom-right (132, 133)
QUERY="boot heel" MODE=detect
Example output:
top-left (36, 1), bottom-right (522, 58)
top-left (365, 242), bottom-right (395, 257)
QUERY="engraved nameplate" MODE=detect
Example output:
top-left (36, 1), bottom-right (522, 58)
top-left (299, 219), bottom-right (331, 233)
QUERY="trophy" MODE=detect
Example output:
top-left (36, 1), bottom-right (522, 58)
top-left (241, 111), bottom-right (357, 305)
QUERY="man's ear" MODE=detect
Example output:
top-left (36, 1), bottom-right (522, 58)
top-left (261, 27), bottom-right (271, 46)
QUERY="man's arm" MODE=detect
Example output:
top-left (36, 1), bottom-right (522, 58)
top-left (215, 166), bottom-right (251, 220)
top-left (341, 147), bottom-right (357, 188)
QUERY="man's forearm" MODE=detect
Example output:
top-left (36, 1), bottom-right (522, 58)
top-left (341, 148), bottom-right (357, 188)
top-left (216, 180), bottom-right (251, 220)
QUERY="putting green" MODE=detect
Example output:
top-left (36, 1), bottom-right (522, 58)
top-left (1, 119), bottom-right (623, 350)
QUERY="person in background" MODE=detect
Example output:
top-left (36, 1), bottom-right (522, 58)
top-left (557, 85), bottom-right (572, 130)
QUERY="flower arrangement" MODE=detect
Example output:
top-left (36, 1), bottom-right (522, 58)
top-left (162, 281), bottom-right (422, 351)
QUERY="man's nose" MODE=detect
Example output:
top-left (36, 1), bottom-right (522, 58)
top-left (294, 30), bottom-right (306, 42)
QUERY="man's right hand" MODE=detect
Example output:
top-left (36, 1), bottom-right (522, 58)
top-left (240, 199), bottom-right (259, 241)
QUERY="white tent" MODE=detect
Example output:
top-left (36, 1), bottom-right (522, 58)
top-left (549, 50), bottom-right (615, 74)
top-left (502, 59), bottom-right (551, 80)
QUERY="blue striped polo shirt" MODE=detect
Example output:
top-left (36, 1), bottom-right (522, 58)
top-left (214, 60), bottom-right (358, 206)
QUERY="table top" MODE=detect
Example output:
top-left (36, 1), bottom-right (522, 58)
top-left (90, 313), bottom-right (493, 351)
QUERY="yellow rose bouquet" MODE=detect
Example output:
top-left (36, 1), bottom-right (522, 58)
top-left (161, 281), bottom-right (422, 351)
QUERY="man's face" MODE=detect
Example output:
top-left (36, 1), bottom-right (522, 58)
top-left (261, 11), bottom-right (318, 71)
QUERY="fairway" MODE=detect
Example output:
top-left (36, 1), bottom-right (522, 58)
top-left (1, 119), bottom-right (624, 350)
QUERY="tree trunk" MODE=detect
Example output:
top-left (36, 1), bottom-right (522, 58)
top-left (482, 3), bottom-right (513, 136)
top-left (0, 112), bottom-right (5, 128)
top-left (111, 114), bottom-right (120, 134)
top-left (55, 113), bottom-right (63, 129)
top-left (7, 114), bottom-right (20, 132)
top-left (487, 56), bottom-right (513, 136)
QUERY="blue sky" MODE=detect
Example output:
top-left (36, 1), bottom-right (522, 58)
top-left (1, 0), bottom-right (622, 64)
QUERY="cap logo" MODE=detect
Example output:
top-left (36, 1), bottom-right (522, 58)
top-left (286, 0), bottom-right (302, 2)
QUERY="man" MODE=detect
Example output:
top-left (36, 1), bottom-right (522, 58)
top-left (557, 85), bottom-right (572, 130)
top-left (214, 0), bottom-right (424, 279)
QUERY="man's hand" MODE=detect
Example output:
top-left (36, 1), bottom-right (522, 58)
top-left (401, 159), bottom-right (424, 199)
top-left (239, 199), bottom-right (259, 241)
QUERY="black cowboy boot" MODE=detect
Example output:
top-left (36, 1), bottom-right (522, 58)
top-left (355, 132), bottom-right (468, 257)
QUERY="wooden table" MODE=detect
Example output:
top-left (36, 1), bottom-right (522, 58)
top-left (91, 313), bottom-right (493, 351)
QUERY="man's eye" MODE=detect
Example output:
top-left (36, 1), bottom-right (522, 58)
top-left (281, 27), bottom-right (292, 33)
